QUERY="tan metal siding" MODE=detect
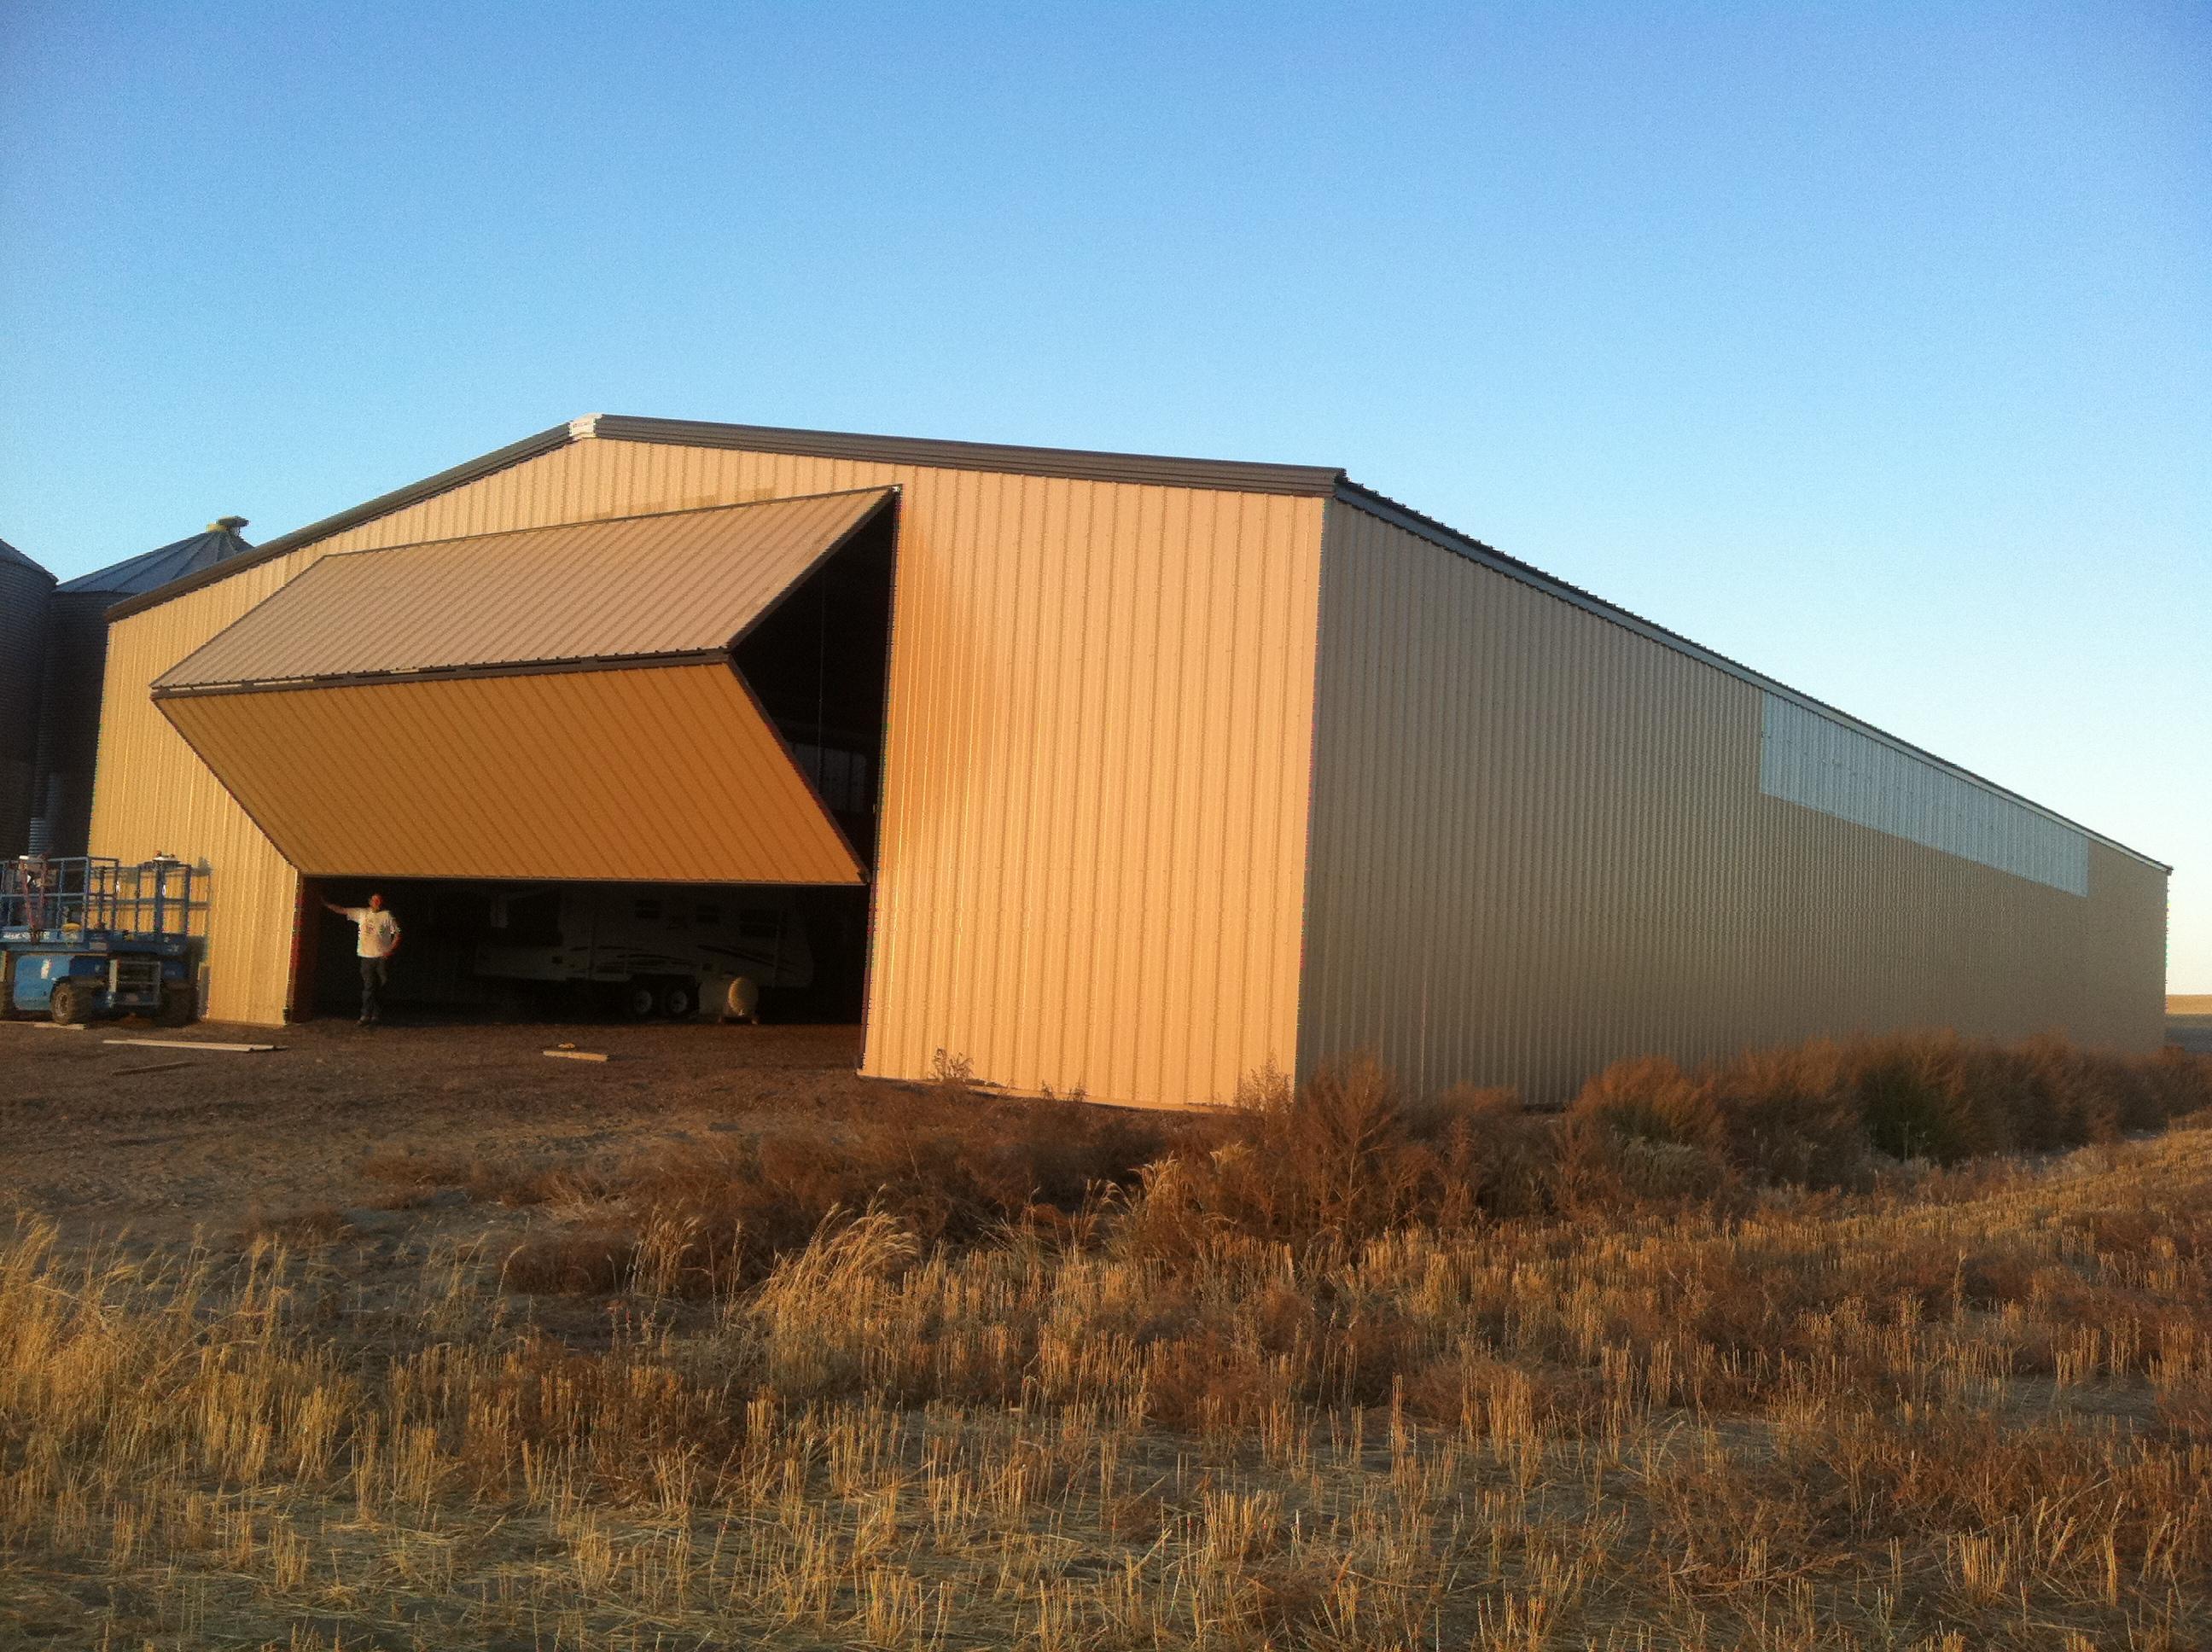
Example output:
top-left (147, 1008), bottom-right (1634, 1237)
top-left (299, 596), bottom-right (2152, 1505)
top-left (159, 664), bottom-right (862, 885)
top-left (91, 437), bottom-right (1325, 1108)
top-left (159, 489), bottom-right (890, 690)
top-left (1299, 500), bottom-right (2168, 1102)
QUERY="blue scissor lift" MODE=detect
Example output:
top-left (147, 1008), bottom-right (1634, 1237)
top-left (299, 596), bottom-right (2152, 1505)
top-left (1, 856), bottom-right (204, 1026)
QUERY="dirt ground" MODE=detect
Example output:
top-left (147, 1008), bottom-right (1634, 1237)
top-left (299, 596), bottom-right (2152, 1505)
top-left (0, 1015), bottom-right (884, 1250)
top-left (11, 1009), bottom-right (2209, 1250)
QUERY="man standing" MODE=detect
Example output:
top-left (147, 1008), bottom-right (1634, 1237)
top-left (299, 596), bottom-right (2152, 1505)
top-left (324, 893), bottom-right (401, 1025)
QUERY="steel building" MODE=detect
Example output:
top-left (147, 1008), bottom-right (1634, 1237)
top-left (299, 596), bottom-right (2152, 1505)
top-left (86, 416), bottom-right (2168, 1105)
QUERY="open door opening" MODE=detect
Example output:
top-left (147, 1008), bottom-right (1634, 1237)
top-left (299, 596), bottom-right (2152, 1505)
top-left (301, 877), bottom-right (870, 1024)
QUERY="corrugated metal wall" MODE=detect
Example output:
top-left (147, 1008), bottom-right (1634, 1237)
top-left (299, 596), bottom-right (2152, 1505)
top-left (1758, 695), bottom-right (2091, 895)
top-left (32, 592), bottom-right (115, 856)
top-left (91, 437), bottom-right (1325, 1105)
top-left (1298, 499), bottom-right (2168, 1102)
top-left (0, 556), bottom-right (53, 856)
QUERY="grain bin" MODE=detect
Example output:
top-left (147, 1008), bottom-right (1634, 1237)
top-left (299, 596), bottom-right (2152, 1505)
top-left (0, 538), bottom-right (55, 855)
top-left (36, 519), bottom-right (253, 855)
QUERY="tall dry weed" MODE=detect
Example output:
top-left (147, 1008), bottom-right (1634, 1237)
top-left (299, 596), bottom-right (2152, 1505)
top-left (1121, 1059), bottom-right (1555, 1256)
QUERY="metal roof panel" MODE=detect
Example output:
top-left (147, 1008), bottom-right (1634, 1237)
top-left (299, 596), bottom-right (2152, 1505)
top-left (155, 488), bottom-right (891, 693)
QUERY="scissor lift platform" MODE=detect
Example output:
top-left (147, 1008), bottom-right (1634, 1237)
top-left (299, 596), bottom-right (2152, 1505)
top-left (1, 856), bottom-right (204, 1025)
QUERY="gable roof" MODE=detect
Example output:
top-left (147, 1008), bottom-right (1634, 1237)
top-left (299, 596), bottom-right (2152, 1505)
top-left (107, 416), bottom-right (1343, 623)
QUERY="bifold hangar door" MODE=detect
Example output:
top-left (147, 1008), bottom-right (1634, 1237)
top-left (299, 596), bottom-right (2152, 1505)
top-left (151, 489), bottom-right (893, 886)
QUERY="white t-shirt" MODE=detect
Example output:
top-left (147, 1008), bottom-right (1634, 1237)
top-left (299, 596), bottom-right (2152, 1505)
top-left (343, 907), bottom-right (401, 959)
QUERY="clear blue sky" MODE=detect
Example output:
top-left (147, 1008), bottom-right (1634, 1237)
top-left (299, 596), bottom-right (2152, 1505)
top-left (3, 3), bottom-right (2207, 990)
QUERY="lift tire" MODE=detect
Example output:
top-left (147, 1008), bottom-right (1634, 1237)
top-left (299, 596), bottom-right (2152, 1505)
top-left (157, 983), bottom-right (198, 1027)
top-left (49, 980), bottom-right (93, 1027)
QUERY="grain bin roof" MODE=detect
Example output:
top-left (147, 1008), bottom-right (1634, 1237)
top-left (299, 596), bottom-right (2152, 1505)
top-left (58, 521), bottom-right (253, 596)
top-left (155, 488), bottom-right (892, 695)
top-left (1, 537), bottom-right (53, 577)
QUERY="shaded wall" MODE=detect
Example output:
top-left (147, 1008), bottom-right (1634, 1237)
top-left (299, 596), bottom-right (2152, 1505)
top-left (1297, 499), bottom-right (2168, 1102)
top-left (32, 590), bottom-right (113, 856)
top-left (0, 558), bottom-right (53, 854)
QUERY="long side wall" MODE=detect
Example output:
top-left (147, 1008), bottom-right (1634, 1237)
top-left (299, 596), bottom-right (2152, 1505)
top-left (1296, 501), bottom-right (2168, 1102)
top-left (91, 437), bottom-right (1326, 1106)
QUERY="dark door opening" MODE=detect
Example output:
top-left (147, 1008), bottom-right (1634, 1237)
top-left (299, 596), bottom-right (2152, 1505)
top-left (300, 877), bottom-right (870, 1024)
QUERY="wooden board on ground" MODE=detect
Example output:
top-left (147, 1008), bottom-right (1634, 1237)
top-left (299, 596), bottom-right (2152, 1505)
top-left (103, 1038), bottom-right (280, 1054)
top-left (544, 1048), bottom-right (610, 1062)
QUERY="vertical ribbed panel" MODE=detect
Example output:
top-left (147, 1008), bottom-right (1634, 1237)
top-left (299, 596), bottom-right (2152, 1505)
top-left (159, 666), bottom-right (862, 885)
top-left (1759, 695), bottom-right (2090, 895)
top-left (1298, 501), bottom-right (2168, 1102)
top-left (91, 438), bottom-right (1325, 1104)
top-left (0, 556), bottom-right (53, 856)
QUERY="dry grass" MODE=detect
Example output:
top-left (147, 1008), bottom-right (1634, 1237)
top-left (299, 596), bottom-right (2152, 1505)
top-left (1562, 1032), bottom-right (2212, 1202)
top-left (7, 1036), bottom-right (2212, 1649)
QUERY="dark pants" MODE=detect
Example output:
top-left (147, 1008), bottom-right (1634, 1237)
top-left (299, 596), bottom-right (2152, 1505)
top-left (359, 957), bottom-right (388, 1022)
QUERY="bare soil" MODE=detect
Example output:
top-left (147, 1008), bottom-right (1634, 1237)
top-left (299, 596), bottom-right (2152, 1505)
top-left (0, 1015), bottom-right (878, 1248)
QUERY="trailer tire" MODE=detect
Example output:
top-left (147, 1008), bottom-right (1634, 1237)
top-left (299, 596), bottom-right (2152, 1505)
top-left (157, 983), bottom-right (198, 1027)
top-left (723, 975), bottom-right (762, 1025)
top-left (620, 982), bottom-right (658, 1021)
top-left (50, 980), bottom-right (93, 1026)
top-left (658, 980), bottom-right (696, 1021)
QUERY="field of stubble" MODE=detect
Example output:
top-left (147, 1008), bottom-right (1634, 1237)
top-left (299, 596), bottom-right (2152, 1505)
top-left (3, 1030), bottom-right (2210, 1650)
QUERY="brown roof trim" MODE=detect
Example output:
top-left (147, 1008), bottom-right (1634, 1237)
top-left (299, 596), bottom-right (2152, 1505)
top-left (152, 649), bottom-right (736, 700)
top-left (106, 422), bottom-right (578, 623)
top-left (1333, 481), bottom-right (2171, 874)
top-left (585, 414), bottom-right (1347, 496)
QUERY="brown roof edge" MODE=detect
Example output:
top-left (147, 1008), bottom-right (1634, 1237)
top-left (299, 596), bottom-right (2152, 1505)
top-left (105, 422), bottom-right (579, 623)
top-left (586, 414), bottom-right (1348, 497)
top-left (1334, 481), bottom-right (2172, 875)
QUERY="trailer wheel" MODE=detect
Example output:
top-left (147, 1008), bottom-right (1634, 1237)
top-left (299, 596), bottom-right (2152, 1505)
top-left (724, 975), bottom-right (762, 1025)
top-left (659, 980), bottom-right (696, 1021)
top-left (49, 980), bottom-right (93, 1026)
top-left (157, 983), bottom-right (198, 1027)
top-left (621, 982), bottom-right (658, 1021)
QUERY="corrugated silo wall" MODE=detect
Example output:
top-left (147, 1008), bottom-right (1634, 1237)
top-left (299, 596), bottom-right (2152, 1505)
top-left (1295, 499), bottom-right (2168, 1104)
top-left (0, 559), bottom-right (53, 854)
top-left (32, 592), bottom-right (112, 856)
top-left (91, 436), bottom-right (1326, 1108)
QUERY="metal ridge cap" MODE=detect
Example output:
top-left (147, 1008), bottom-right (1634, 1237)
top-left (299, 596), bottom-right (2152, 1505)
top-left (590, 414), bottom-right (1348, 496)
top-left (1333, 480), bottom-right (2173, 875)
top-left (106, 422), bottom-right (580, 624)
